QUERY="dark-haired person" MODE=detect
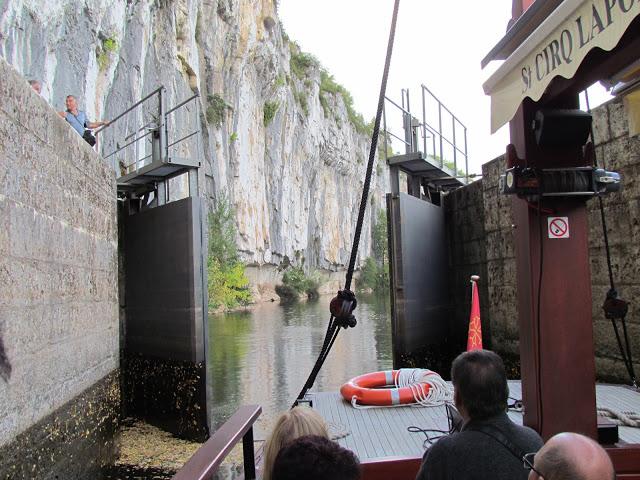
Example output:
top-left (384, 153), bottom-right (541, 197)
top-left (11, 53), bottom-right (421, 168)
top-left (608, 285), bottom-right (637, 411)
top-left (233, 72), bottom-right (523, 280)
top-left (272, 435), bottom-right (360, 480)
top-left (416, 349), bottom-right (543, 480)
top-left (58, 95), bottom-right (108, 144)
top-left (527, 432), bottom-right (614, 480)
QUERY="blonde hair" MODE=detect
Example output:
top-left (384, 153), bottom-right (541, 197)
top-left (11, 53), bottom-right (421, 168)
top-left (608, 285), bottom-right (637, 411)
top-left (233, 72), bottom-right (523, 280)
top-left (262, 407), bottom-right (329, 480)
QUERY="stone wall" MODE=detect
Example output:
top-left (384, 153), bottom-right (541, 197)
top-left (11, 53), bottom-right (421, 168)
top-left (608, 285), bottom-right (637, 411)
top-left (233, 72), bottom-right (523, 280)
top-left (444, 179), bottom-right (490, 353)
top-left (590, 98), bottom-right (640, 381)
top-left (445, 97), bottom-right (640, 382)
top-left (0, 58), bottom-right (119, 476)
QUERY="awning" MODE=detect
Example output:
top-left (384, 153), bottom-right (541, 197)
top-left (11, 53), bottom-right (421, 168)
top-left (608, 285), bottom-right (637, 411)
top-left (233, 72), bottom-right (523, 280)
top-left (483, 0), bottom-right (640, 133)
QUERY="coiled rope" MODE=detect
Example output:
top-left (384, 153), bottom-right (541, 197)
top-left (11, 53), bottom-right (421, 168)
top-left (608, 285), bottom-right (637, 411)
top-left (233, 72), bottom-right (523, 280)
top-left (351, 368), bottom-right (453, 409)
top-left (597, 407), bottom-right (640, 428)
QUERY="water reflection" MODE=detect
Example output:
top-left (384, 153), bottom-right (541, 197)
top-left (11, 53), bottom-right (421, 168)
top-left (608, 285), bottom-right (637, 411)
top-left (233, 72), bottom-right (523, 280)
top-left (207, 294), bottom-right (392, 438)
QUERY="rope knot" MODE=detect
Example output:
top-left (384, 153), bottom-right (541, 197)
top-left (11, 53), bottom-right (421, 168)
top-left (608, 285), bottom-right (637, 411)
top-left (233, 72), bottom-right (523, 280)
top-left (330, 290), bottom-right (358, 329)
top-left (603, 288), bottom-right (629, 320)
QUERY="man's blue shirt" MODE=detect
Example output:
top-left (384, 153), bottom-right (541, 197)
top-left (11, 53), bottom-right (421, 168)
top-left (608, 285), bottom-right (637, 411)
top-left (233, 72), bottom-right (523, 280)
top-left (65, 110), bottom-right (88, 135)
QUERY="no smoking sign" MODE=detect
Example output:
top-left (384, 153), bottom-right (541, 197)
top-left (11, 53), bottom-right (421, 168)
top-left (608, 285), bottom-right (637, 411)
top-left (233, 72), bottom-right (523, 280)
top-left (548, 217), bottom-right (569, 239)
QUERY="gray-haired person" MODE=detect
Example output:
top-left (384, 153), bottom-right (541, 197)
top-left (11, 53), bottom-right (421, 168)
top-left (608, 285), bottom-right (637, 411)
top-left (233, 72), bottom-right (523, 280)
top-left (416, 350), bottom-right (543, 480)
top-left (57, 95), bottom-right (109, 145)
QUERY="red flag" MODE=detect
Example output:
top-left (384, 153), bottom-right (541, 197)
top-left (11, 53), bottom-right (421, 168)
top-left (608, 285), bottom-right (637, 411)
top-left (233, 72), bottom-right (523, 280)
top-left (467, 277), bottom-right (482, 351)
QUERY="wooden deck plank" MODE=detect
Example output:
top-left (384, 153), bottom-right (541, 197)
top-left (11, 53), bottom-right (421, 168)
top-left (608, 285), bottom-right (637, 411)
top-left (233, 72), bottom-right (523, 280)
top-left (309, 382), bottom-right (640, 460)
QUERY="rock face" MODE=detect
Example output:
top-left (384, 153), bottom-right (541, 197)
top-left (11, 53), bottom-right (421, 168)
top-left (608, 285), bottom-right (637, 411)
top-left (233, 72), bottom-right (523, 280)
top-left (0, 0), bottom-right (388, 271)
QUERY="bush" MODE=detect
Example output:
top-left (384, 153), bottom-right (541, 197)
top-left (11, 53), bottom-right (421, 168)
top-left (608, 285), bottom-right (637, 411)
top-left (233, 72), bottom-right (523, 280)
top-left (275, 74), bottom-right (286, 87)
top-left (289, 45), bottom-right (318, 78)
top-left (358, 210), bottom-right (389, 293)
top-left (277, 265), bottom-right (320, 301)
top-left (206, 93), bottom-right (227, 128)
top-left (207, 194), bottom-right (251, 310)
top-left (293, 89), bottom-right (309, 116)
top-left (97, 37), bottom-right (118, 71)
top-left (263, 100), bottom-right (279, 126)
top-left (319, 70), bottom-right (370, 135)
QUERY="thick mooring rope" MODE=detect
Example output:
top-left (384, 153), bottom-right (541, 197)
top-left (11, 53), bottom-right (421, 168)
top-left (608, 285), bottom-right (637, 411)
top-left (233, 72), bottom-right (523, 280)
top-left (293, 0), bottom-right (401, 406)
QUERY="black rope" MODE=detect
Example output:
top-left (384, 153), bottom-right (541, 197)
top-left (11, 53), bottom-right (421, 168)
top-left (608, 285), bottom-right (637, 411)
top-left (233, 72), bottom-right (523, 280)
top-left (344, 0), bottom-right (400, 291)
top-left (585, 91), bottom-right (636, 387)
top-left (292, 0), bottom-right (401, 406)
top-left (535, 187), bottom-right (545, 433)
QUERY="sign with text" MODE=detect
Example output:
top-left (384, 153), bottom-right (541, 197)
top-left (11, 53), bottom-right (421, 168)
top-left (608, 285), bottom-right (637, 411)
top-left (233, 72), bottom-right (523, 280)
top-left (484, 0), bottom-right (640, 133)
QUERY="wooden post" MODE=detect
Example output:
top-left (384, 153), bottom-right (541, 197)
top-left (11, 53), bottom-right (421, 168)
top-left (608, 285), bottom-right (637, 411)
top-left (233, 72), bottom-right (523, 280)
top-left (509, 96), bottom-right (597, 440)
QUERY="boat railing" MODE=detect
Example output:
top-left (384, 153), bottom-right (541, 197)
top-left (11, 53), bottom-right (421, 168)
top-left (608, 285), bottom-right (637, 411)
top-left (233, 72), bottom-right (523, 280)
top-left (171, 404), bottom-right (262, 480)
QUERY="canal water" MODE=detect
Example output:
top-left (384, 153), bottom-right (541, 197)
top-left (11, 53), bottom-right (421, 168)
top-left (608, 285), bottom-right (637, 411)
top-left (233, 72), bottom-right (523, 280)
top-left (207, 293), bottom-right (392, 439)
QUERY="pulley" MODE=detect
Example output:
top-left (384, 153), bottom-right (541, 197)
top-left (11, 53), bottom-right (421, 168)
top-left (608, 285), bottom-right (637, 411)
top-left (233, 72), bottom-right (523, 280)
top-left (499, 166), bottom-right (621, 200)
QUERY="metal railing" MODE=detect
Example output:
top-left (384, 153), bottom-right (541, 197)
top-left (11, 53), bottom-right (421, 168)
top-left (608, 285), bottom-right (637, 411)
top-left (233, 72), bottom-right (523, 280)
top-left (172, 405), bottom-right (262, 480)
top-left (421, 84), bottom-right (468, 182)
top-left (382, 85), bottom-right (470, 183)
top-left (95, 87), bottom-right (200, 180)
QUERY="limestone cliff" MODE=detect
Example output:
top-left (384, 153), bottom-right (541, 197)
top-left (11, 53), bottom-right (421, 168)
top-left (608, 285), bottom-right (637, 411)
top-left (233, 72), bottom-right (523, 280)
top-left (0, 0), bottom-right (388, 272)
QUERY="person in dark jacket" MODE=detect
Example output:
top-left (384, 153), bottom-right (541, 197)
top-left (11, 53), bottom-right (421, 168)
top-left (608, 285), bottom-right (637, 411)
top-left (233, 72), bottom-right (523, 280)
top-left (416, 350), bottom-right (543, 480)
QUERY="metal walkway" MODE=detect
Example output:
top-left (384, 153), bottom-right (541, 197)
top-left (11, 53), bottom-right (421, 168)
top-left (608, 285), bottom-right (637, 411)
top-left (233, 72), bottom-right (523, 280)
top-left (383, 85), bottom-right (473, 197)
top-left (96, 86), bottom-right (201, 203)
top-left (310, 381), bottom-right (640, 461)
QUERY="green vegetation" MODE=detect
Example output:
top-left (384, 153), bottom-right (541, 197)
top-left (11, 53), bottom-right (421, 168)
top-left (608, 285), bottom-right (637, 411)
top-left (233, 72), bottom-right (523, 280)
top-left (287, 42), bottom-right (371, 135)
top-left (207, 195), bottom-right (251, 310)
top-left (428, 154), bottom-right (467, 178)
top-left (230, 132), bottom-right (238, 142)
top-left (276, 265), bottom-right (321, 302)
top-left (289, 43), bottom-right (319, 78)
top-left (444, 160), bottom-right (467, 179)
top-left (97, 37), bottom-right (118, 71)
top-left (263, 100), bottom-right (279, 126)
top-left (319, 70), bottom-right (370, 134)
top-left (319, 94), bottom-right (330, 118)
top-left (293, 89), bottom-right (309, 116)
top-left (358, 209), bottom-right (389, 293)
top-left (206, 93), bottom-right (227, 128)
top-left (275, 74), bottom-right (286, 87)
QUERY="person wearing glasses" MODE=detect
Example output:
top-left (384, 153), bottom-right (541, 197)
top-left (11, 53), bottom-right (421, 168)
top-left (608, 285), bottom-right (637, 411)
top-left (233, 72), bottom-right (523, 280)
top-left (525, 432), bottom-right (615, 480)
top-left (416, 350), bottom-right (543, 480)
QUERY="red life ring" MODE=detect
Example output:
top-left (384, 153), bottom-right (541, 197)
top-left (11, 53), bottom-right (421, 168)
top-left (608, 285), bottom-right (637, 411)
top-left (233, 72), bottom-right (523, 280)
top-left (340, 370), bottom-right (431, 406)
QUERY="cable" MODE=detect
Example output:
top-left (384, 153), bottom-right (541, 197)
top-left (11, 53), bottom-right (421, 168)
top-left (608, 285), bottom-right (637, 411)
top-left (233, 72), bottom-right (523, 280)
top-left (407, 426), bottom-right (450, 448)
top-left (535, 184), bottom-right (545, 434)
top-left (292, 0), bottom-right (401, 406)
top-left (584, 90), bottom-right (637, 387)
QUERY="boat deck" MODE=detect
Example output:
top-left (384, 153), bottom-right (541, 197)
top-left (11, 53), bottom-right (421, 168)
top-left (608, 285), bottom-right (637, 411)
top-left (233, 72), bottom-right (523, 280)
top-left (309, 381), bottom-right (640, 461)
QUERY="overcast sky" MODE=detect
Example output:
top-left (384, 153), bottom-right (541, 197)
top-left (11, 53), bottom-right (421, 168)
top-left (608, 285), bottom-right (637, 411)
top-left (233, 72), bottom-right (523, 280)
top-left (278, 0), bottom-right (612, 175)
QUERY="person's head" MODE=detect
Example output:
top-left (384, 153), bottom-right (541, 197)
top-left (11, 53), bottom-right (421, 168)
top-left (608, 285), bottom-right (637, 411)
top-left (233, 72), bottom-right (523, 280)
top-left (263, 407), bottom-right (329, 480)
top-left (28, 79), bottom-right (41, 94)
top-left (65, 95), bottom-right (78, 111)
top-left (271, 435), bottom-right (360, 480)
top-left (528, 432), bottom-right (615, 480)
top-left (451, 349), bottom-right (508, 421)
